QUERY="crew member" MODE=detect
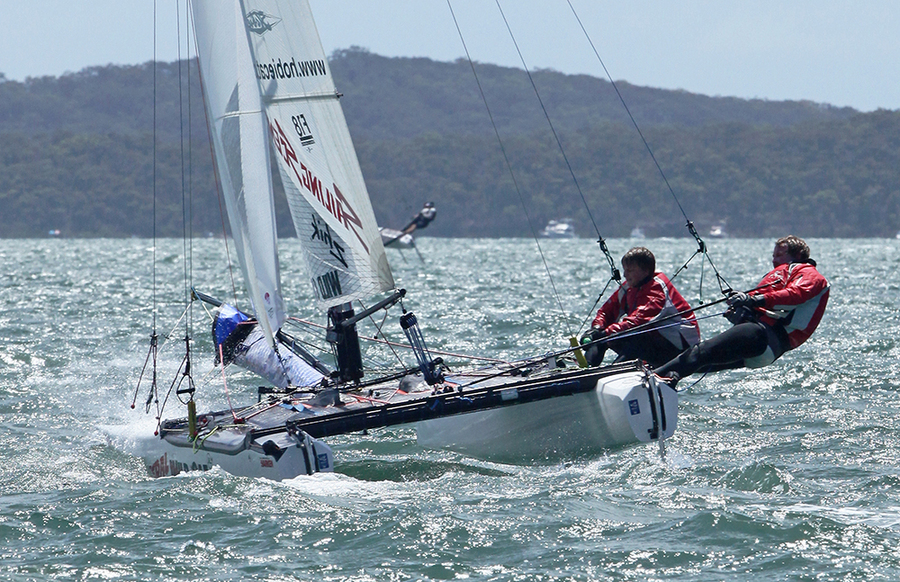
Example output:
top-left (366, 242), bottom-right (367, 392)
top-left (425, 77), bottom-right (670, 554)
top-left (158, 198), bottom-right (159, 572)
top-left (402, 201), bottom-right (436, 234)
top-left (583, 247), bottom-right (700, 368)
top-left (654, 235), bottom-right (830, 384)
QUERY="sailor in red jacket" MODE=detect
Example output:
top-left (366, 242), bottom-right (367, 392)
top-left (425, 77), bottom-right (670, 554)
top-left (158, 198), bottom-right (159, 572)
top-left (583, 247), bottom-right (700, 367)
top-left (654, 235), bottom-right (830, 384)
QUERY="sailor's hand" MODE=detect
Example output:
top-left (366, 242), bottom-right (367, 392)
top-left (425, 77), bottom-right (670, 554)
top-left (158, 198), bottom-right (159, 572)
top-left (581, 327), bottom-right (606, 345)
top-left (723, 307), bottom-right (744, 325)
top-left (726, 291), bottom-right (763, 309)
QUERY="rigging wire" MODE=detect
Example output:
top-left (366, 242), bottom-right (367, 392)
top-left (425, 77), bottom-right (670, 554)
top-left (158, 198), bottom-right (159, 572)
top-left (564, 0), bottom-right (732, 299)
top-left (138, 1), bottom-right (202, 420)
top-left (445, 0), bottom-right (574, 338)
top-left (135, 0), bottom-right (161, 413)
top-left (358, 300), bottom-right (406, 369)
top-left (493, 0), bottom-right (621, 287)
top-left (176, 2), bottom-right (194, 371)
top-left (185, 0), bottom-right (195, 339)
top-left (151, 0), bottom-right (158, 337)
top-left (287, 317), bottom-right (510, 364)
top-left (170, 1), bottom-right (199, 421)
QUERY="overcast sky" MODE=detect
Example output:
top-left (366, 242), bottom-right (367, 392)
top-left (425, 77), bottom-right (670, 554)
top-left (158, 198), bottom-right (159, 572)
top-left (2, 1), bottom-right (898, 112)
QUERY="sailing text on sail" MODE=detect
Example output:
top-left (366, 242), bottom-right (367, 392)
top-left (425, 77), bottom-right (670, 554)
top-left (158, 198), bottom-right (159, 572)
top-left (311, 214), bottom-right (348, 268)
top-left (269, 117), bottom-right (369, 254)
top-left (314, 270), bottom-right (343, 301)
top-left (256, 58), bottom-right (327, 81)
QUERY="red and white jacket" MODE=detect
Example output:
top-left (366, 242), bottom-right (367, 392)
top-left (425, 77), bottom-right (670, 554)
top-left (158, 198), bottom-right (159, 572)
top-left (752, 261), bottom-right (830, 349)
top-left (592, 272), bottom-right (700, 350)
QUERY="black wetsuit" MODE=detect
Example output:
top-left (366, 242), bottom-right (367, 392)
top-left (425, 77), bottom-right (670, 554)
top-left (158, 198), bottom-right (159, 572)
top-left (654, 320), bottom-right (789, 377)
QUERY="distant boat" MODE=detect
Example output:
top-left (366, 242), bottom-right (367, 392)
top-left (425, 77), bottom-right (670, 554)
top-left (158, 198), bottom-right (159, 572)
top-left (381, 202), bottom-right (436, 249)
top-left (541, 219), bottom-right (576, 238)
top-left (379, 227), bottom-right (415, 248)
top-left (709, 224), bottom-right (727, 238)
top-left (630, 226), bottom-right (645, 239)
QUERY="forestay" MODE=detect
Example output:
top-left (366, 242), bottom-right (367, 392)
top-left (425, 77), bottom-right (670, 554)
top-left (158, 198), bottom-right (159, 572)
top-left (241, 0), bottom-right (394, 309)
top-left (193, 0), bottom-right (286, 345)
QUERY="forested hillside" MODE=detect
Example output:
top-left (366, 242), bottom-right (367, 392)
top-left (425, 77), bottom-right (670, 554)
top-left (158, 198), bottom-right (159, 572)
top-left (0, 49), bottom-right (896, 238)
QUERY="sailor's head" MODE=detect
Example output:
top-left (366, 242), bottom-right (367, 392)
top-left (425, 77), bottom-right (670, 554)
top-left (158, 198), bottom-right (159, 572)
top-left (425, 201), bottom-right (435, 208)
top-left (621, 247), bottom-right (655, 286)
top-left (773, 235), bottom-right (809, 267)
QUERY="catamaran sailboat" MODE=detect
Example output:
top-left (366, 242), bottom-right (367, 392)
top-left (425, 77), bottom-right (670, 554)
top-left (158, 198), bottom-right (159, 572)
top-left (135, 0), bottom-right (676, 480)
top-left (380, 202), bottom-right (436, 249)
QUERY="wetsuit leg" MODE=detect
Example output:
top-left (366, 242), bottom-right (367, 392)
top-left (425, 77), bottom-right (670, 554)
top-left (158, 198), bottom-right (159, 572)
top-left (608, 332), bottom-right (686, 369)
top-left (654, 322), bottom-right (770, 377)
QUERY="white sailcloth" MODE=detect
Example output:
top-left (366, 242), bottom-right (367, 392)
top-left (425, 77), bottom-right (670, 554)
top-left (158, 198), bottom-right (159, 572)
top-left (193, 0), bottom-right (286, 345)
top-left (240, 0), bottom-right (394, 309)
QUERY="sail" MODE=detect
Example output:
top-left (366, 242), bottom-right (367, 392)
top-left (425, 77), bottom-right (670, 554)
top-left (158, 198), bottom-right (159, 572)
top-left (240, 0), bottom-right (394, 309)
top-left (192, 0), bottom-right (286, 345)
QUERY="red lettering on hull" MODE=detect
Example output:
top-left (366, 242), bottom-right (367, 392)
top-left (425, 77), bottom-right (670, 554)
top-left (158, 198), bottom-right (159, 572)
top-left (146, 452), bottom-right (212, 478)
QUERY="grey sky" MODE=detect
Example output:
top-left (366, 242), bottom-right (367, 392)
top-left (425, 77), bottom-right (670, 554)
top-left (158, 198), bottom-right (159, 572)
top-left (3, 1), bottom-right (898, 112)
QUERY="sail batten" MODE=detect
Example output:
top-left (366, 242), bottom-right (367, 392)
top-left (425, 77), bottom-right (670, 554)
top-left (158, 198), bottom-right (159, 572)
top-left (263, 91), bottom-right (340, 104)
top-left (217, 109), bottom-right (265, 119)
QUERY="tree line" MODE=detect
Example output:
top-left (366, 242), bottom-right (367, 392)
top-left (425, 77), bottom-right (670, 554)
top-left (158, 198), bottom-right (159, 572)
top-left (0, 49), bottom-right (896, 238)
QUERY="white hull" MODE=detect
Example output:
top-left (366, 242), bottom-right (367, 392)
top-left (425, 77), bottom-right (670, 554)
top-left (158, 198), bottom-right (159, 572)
top-left (127, 366), bottom-right (673, 478)
top-left (141, 426), bottom-right (335, 481)
top-left (380, 227), bottom-right (415, 248)
top-left (541, 219), bottom-right (576, 238)
top-left (416, 371), bottom-right (676, 462)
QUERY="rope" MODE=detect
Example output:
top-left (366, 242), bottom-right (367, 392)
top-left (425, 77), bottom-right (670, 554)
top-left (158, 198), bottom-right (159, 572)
top-left (288, 316), bottom-right (510, 364)
top-left (218, 343), bottom-right (242, 422)
top-left (494, 0), bottom-right (620, 286)
top-left (154, 350), bottom-right (189, 432)
top-left (358, 299), bottom-right (407, 369)
top-left (578, 276), bottom-right (618, 335)
top-left (587, 310), bottom-right (726, 348)
top-left (576, 280), bottom-right (778, 354)
top-left (564, 0), bottom-right (732, 298)
top-left (445, 0), bottom-right (573, 338)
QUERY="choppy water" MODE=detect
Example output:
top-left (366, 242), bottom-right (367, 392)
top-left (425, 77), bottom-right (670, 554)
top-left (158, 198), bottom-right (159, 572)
top-left (2, 237), bottom-right (899, 581)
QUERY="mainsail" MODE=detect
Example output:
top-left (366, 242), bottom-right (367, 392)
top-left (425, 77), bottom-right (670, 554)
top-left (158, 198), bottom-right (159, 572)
top-left (193, 0), bottom-right (286, 345)
top-left (241, 0), bottom-right (394, 309)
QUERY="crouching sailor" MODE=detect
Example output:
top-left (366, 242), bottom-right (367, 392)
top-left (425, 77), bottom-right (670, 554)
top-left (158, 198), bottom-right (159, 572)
top-left (582, 247), bottom-right (700, 368)
top-left (402, 201), bottom-right (436, 234)
top-left (213, 304), bottom-right (324, 389)
top-left (654, 235), bottom-right (830, 385)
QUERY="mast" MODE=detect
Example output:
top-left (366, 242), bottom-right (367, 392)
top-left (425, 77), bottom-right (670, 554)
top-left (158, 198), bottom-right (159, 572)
top-left (194, 0), bottom-right (399, 383)
top-left (326, 289), bottom-right (406, 384)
